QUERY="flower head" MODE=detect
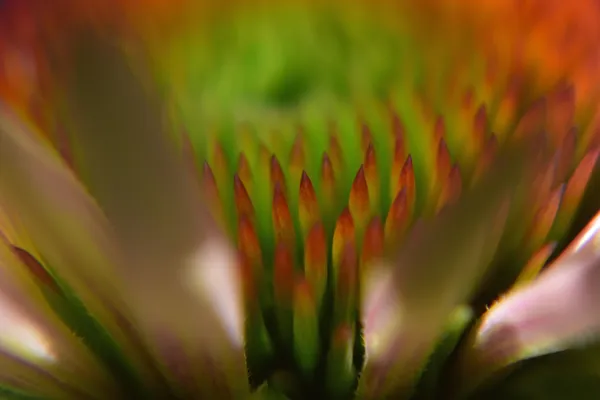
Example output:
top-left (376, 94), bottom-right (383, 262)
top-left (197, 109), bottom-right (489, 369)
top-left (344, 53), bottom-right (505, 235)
top-left (0, 0), bottom-right (600, 399)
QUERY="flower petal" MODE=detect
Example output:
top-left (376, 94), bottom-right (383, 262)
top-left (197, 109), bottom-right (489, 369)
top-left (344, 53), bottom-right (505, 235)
top-left (61, 33), bottom-right (247, 396)
top-left (360, 142), bottom-right (538, 398)
top-left (0, 228), bottom-right (120, 399)
top-left (460, 210), bottom-right (600, 394)
top-left (0, 105), bottom-right (166, 395)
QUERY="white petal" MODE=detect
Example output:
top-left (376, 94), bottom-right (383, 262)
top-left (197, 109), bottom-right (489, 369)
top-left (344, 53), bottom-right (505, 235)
top-left (184, 238), bottom-right (244, 349)
top-left (360, 143), bottom-right (534, 398)
top-left (475, 210), bottom-right (600, 365)
top-left (61, 35), bottom-right (248, 396)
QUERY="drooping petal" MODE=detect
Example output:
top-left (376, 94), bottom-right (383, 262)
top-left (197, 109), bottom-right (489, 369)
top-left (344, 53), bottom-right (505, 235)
top-left (61, 33), bottom-right (247, 397)
top-left (459, 211), bottom-right (600, 396)
top-left (359, 142), bottom-right (538, 398)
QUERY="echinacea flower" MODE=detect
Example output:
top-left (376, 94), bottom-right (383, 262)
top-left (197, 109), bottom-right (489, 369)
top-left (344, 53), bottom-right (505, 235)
top-left (0, 0), bottom-right (600, 399)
